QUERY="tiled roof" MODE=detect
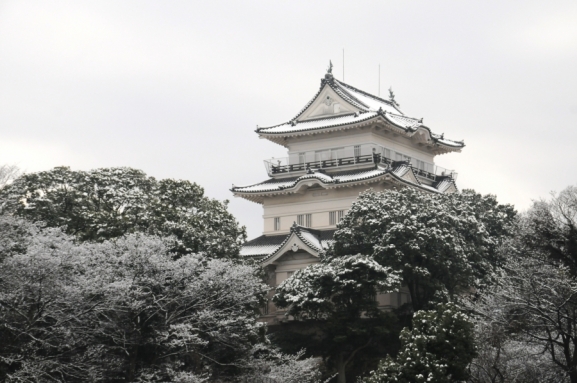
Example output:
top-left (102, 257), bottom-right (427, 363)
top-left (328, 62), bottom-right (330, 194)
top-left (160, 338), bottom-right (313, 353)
top-left (232, 162), bottom-right (457, 203)
top-left (232, 167), bottom-right (388, 193)
top-left (240, 225), bottom-right (336, 260)
top-left (255, 76), bottom-right (464, 149)
top-left (233, 162), bottom-right (437, 192)
top-left (240, 234), bottom-right (290, 257)
top-left (255, 112), bottom-right (379, 134)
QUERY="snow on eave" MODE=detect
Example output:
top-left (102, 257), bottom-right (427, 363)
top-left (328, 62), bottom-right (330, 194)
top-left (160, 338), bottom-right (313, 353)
top-left (257, 114), bottom-right (464, 152)
top-left (335, 79), bottom-right (403, 114)
top-left (258, 226), bottom-right (323, 265)
top-left (252, 74), bottom-right (464, 150)
top-left (294, 228), bottom-right (323, 252)
top-left (257, 111), bottom-right (378, 134)
top-left (231, 163), bottom-right (458, 206)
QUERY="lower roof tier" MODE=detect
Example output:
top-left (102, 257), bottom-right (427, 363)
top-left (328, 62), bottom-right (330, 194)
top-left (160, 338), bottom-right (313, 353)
top-left (241, 224), bottom-right (336, 262)
top-left (231, 161), bottom-right (458, 204)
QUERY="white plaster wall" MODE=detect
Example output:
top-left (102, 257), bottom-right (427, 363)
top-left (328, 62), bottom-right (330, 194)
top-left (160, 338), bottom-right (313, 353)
top-left (262, 183), bottom-right (391, 234)
top-left (285, 129), bottom-right (436, 164)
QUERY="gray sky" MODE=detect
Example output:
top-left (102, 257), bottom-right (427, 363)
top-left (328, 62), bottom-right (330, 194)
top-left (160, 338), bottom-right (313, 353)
top-left (1, 0), bottom-right (576, 239)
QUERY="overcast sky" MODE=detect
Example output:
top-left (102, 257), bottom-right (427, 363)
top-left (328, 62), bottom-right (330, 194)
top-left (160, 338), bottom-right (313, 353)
top-left (1, 0), bottom-right (576, 239)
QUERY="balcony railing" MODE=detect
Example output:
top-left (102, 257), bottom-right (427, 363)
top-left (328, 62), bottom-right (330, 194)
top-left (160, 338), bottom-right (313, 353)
top-left (264, 154), bottom-right (457, 182)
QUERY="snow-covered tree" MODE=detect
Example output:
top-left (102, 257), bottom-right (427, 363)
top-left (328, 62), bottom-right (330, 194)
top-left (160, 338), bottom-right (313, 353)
top-left (467, 186), bottom-right (577, 383)
top-left (0, 166), bottom-right (245, 257)
top-left (0, 164), bottom-right (19, 190)
top-left (0, 227), bottom-right (271, 382)
top-left (244, 346), bottom-right (323, 383)
top-left (362, 303), bottom-right (476, 383)
top-left (273, 254), bottom-right (402, 383)
top-left (0, 215), bottom-right (36, 262)
top-left (332, 188), bottom-right (516, 310)
top-left (521, 185), bottom-right (577, 274)
top-left (468, 242), bottom-right (577, 383)
top-left (467, 301), bottom-right (566, 383)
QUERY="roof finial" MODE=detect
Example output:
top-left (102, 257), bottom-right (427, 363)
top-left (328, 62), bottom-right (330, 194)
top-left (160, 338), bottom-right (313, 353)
top-left (327, 60), bottom-right (333, 74)
top-left (389, 87), bottom-right (399, 107)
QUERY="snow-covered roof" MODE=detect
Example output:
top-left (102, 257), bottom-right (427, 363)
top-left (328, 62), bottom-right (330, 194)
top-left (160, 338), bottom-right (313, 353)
top-left (255, 74), bottom-right (464, 151)
top-left (232, 162), bottom-right (458, 204)
top-left (240, 224), bottom-right (336, 260)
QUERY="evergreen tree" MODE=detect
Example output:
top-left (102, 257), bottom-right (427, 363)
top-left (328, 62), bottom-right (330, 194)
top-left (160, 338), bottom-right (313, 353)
top-left (332, 188), bottom-right (515, 310)
top-left (0, 166), bottom-right (245, 258)
top-left (0, 225), bottom-right (267, 381)
top-left (273, 254), bottom-right (401, 383)
top-left (362, 303), bottom-right (476, 383)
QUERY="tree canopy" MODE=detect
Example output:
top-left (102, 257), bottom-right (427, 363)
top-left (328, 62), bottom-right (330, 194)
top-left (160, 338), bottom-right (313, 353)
top-left (362, 303), bottom-right (476, 383)
top-left (469, 185), bottom-right (577, 383)
top-left (0, 217), bottom-right (325, 382)
top-left (273, 254), bottom-right (401, 383)
top-left (331, 188), bottom-right (516, 310)
top-left (0, 166), bottom-right (245, 258)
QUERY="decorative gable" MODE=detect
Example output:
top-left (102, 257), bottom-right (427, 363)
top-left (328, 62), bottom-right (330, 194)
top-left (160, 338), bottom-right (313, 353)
top-left (297, 85), bottom-right (358, 121)
top-left (260, 230), bottom-right (321, 267)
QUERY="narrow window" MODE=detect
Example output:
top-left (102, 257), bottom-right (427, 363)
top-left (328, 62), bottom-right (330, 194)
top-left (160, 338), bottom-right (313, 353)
top-left (262, 299), bottom-right (269, 315)
top-left (274, 217), bottom-right (280, 231)
top-left (354, 145), bottom-right (361, 157)
top-left (305, 214), bottom-right (312, 228)
top-left (299, 152), bottom-right (306, 164)
top-left (329, 211), bottom-right (336, 225)
top-left (330, 210), bottom-right (345, 225)
top-left (297, 214), bottom-right (304, 226)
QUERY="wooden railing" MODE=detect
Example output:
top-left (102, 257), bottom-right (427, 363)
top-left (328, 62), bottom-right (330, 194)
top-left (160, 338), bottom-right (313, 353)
top-left (268, 154), bottom-right (376, 175)
top-left (266, 153), bottom-right (454, 182)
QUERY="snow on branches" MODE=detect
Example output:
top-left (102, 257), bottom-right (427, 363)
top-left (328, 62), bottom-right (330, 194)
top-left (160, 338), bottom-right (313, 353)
top-left (362, 303), bottom-right (476, 383)
top-left (0, 166), bottom-right (245, 258)
top-left (331, 188), bottom-right (516, 310)
top-left (274, 254), bottom-right (401, 319)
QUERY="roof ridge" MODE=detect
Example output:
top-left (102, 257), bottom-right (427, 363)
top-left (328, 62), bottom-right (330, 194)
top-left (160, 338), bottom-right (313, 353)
top-left (257, 76), bottom-right (396, 132)
top-left (258, 111), bottom-right (366, 131)
top-left (292, 224), bottom-right (322, 251)
top-left (257, 112), bottom-right (378, 133)
top-left (335, 79), bottom-right (403, 114)
top-left (328, 81), bottom-right (371, 110)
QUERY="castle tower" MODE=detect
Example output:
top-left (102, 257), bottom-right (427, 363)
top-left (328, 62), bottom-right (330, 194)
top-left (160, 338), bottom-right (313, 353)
top-left (232, 65), bottom-right (464, 323)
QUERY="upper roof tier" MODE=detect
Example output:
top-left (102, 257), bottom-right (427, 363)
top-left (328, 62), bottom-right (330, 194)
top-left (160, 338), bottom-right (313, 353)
top-left (256, 72), bottom-right (465, 153)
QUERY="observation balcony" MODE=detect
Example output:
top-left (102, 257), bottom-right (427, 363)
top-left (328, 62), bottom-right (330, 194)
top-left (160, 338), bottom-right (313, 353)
top-left (264, 153), bottom-right (457, 182)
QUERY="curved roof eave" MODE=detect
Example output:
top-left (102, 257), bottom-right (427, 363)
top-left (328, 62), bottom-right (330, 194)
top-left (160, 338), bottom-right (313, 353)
top-left (259, 225), bottom-right (323, 266)
top-left (231, 164), bottom-right (457, 204)
top-left (257, 113), bottom-right (464, 151)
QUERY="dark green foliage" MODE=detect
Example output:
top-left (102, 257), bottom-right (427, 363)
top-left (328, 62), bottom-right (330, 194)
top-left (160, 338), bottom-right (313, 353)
top-left (331, 188), bottom-right (516, 310)
top-left (273, 254), bottom-right (401, 383)
top-left (362, 303), bottom-right (476, 383)
top-left (0, 166), bottom-right (245, 257)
